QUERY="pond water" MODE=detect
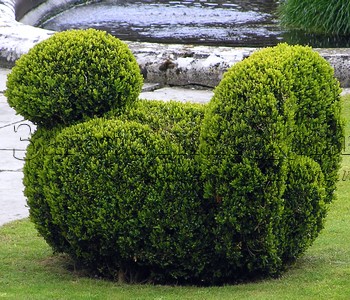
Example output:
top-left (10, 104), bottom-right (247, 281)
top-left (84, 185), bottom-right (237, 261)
top-left (40, 0), bottom-right (350, 47)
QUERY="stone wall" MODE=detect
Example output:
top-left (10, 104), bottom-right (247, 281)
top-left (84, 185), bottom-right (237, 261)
top-left (1, 0), bottom-right (350, 87)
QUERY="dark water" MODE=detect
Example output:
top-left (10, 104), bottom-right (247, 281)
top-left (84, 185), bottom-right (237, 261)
top-left (40, 0), bottom-right (350, 47)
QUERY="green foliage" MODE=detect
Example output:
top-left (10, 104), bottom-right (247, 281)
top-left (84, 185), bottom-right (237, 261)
top-left (24, 43), bottom-right (343, 284)
top-left (6, 29), bottom-right (143, 128)
top-left (280, 0), bottom-right (350, 35)
top-left (106, 99), bottom-right (206, 155)
top-left (24, 112), bottom-right (213, 284)
top-left (199, 43), bottom-right (343, 276)
top-left (281, 155), bottom-right (326, 262)
top-left (24, 127), bottom-right (68, 253)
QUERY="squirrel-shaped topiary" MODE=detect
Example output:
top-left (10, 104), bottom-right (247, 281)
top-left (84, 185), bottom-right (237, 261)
top-left (12, 36), bottom-right (343, 284)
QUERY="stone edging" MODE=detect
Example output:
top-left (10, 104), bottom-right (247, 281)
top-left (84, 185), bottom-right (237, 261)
top-left (1, 0), bottom-right (350, 87)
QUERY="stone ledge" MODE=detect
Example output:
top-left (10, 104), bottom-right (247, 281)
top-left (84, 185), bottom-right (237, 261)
top-left (1, 0), bottom-right (350, 87)
top-left (127, 42), bottom-right (255, 87)
top-left (15, 0), bottom-right (47, 20)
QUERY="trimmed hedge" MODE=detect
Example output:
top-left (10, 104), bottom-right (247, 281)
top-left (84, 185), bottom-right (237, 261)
top-left (22, 43), bottom-right (344, 284)
top-left (106, 99), bottom-right (206, 155)
top-left (199, 43), bottom-right (343, 275)
top-left (25, 101), bottom-right (212, 284)
top-left (282, 155), bottom-right (326, 262)
top-left (6, 29), bottom-right (143, 128)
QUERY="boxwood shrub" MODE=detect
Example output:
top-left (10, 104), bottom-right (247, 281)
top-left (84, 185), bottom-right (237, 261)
top-left (6, 29), bottom-right (143, 128)
top-left (199, 43), bottom-right (343, 275)
top-left (106, 99), bottom-right (206, 156)
top-left (24, 102), bottom-right (213, 284)
top-left (23, 43), bottom-right (344, 284)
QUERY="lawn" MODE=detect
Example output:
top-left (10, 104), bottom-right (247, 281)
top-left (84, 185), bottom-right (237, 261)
top-left (1, 95), bottom-right (350, 300)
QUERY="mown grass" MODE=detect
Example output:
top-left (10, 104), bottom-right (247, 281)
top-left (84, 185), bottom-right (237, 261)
top-left (1, 95), bottom-right (350, 299)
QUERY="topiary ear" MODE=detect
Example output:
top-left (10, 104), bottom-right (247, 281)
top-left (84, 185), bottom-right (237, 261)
top-left (5, 29), bottom-right (143, 128)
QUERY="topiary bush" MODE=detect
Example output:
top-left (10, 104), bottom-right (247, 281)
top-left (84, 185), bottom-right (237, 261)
top-left (24, 100), bottom-right (213, 284)
top-left (281, 155), bottom-right (327, 262)
top-left (22, 43), bottom-right (343, 284)
top-left (279, 0), bottom-right (350, 35)
top-left (25, 117), bottom-right (213, 284)
top-left (106, 99), bottom-right (206, 155)
top-left (6, 29), bottom-right (143, 128)
top-left (199, 43), bottom-right (343, 277)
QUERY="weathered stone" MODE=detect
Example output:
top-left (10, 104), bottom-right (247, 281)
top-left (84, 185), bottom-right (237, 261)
top-left (15, 0), bottom-right (47, 20)
top-left (127, 42), bottom-right (254, 87)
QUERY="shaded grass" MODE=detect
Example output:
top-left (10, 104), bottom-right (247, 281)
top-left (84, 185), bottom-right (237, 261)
top-left (279, 0), bottom-right (350, 35)
top-left (1, 95), bottom-right (350, 299)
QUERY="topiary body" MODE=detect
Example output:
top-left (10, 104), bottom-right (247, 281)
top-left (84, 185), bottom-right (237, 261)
top-left (25, 100), bottom-right (214, 283)
top-left (6, 29), bottom-right (143, 128)
top-left (25, 117), bottom-right (212, 283)
top-left (106, 99), bottom-right (206, 155)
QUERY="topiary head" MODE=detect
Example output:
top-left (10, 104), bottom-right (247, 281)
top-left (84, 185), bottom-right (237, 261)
top-left (6, 28), bottom-right (143, 128)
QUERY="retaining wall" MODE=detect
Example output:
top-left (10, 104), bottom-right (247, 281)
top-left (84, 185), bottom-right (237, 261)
top-left (1, 0), bottom-right (350, 87)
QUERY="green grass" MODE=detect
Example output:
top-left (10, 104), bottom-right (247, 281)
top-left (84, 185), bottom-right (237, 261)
top-left (279, 0), bottom-right (350, 35)
top-left (1, 95), bottom-right (350, 299)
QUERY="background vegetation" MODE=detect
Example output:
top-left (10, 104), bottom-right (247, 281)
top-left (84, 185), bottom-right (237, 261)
top-left (280, 0), bottom-right (350, 35)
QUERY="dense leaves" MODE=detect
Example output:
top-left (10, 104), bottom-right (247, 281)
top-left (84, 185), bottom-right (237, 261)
top-left (6, 29), bottom-right (143, 128)
top-left (25, 102), bottom-right (212, 284)
top-left (22, 43), bottom-right (343, 284)
top-left (199, 43), bottom-right (343, 275)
